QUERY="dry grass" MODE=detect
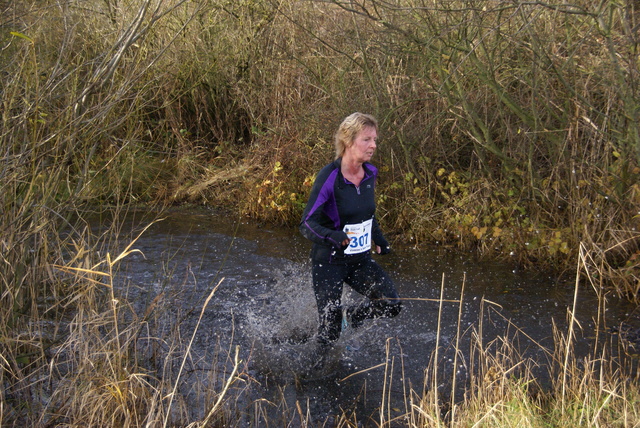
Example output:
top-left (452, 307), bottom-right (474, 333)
top-left (1, 210), bottom-right (638, 426)
top-left (1, 0), bottom-right (640, 425)
top-left (400, 247), bottom-right (639, 427)
top-left (1, 212), bottom-right (245, 426)
top-left (4, 0), bottom-right (638, 286)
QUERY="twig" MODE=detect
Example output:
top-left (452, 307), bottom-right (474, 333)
top-left (163, 278), bottom-right (225, 428)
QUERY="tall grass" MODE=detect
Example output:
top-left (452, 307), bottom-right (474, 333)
top-left (1, 0), bottom-right (639, 425)
top-left (3, 214), bottom-right (638, 425)
top-left (149, 0), bottom-right (639, 296)
top-left (0, 1), bottom-right (241, 424)
top-left (0, 212), bottom-right (245, 425)
top-left (3, 0), bottom-right (638, 290)
top-left (403, 246), bottom-right (639, 427)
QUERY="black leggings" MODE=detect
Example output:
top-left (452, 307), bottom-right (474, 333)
top-left (312, 257), bottom-right (402, 345)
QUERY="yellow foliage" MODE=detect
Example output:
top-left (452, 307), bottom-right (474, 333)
top-left (472, 226), bottom-right (488, 239)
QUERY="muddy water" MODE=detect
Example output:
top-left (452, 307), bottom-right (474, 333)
top-left (108, 207), bottom-right (636, 426)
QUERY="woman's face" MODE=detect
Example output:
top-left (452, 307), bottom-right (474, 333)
top-left (346, 125), bottom-right (377, 163)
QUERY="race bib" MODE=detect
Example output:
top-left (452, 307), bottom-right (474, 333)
top-left (343, 219), bottom-right (373, 255)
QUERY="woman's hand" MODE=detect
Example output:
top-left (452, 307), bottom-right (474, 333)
top-left (374, 243), bottom-right (391, 255)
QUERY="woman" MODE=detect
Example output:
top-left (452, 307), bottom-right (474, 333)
top-left (299, 112), bottom-right (402, 351)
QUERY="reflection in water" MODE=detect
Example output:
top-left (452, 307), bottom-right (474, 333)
top-left (108, 207), bottom-right (636, 425)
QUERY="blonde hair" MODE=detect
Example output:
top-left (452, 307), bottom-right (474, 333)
top-left (334, 112), bottom-right (378, 159)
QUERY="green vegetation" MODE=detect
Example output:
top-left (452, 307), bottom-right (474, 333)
top-left (1, 0), bottom-right (639, 425)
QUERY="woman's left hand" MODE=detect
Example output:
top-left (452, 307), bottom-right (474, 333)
top-left (376, 244), bottom-right (391, 255)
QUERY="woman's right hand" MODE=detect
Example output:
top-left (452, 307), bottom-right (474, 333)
top-left (328, 230), bottom-right (350, 248)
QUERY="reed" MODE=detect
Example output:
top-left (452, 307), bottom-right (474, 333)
top-left (2, 208), bottom-right (637, 425)
top-left (1, 0), bottom-right (639, 424)
top-left (3, 0), bottom-right (638, 291)
top-left (0, 211), bottom-right (247, 426)
top-left (404, 242), bottom-right (639, 427)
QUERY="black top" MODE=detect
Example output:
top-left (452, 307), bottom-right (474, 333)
top-left (299, 158), bottom-right (389, 264)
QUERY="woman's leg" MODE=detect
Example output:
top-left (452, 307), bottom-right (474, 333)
top-left (312, 262), bottom-right (346, 345)
top-left (345, 258), bottom-right (402, 327)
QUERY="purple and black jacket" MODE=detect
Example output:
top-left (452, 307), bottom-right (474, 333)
top-left (299, 158), bottom-right (390, 265)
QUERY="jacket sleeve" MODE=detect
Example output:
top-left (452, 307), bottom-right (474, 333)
top-left (372, 217), bottom-right (391, 254)
top-left (299, 171), bottom-right (348, 249)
